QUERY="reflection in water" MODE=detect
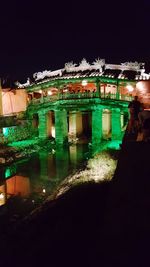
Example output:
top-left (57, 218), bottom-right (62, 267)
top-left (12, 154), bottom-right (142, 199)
top-left (55, 147), bottom-right (69, 180)
top-left (6, 176), bottom-right (30, 197)
top-left (0, 176), bottom-right (30, 206)
top-left (0, 142), bottom-right (120, 214)
top-left (0, 144), bottom-right (89, 209)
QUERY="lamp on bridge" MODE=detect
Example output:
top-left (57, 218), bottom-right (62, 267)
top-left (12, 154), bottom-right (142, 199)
top-left (82, 80), bottom-right (88, 94)
top-left (48, 90), bottom-right (52, 96)
top-left (126, 85), bottom-right (134, 92)
top-left (82, 80), bottom-right (88, 87)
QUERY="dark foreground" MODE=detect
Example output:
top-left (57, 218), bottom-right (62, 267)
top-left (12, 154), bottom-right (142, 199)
top-left (1, 141), bottom-right (150, 267)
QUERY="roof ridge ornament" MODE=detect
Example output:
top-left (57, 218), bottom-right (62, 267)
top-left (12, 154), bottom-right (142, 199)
top-left (33, 69), bottom-right (62, 81)
top-left (79, 58), bottom-right (90, 70)
top-left (121, 61), bottom-right (142, 70)
top-left (33, 70), bottom-right (51, 81)
top-left (92, 58), bottom-right (105, 70)
top-left (65, 61), bottom-right (77, 72)
top-left (65, 59), bottom-right (91, 72)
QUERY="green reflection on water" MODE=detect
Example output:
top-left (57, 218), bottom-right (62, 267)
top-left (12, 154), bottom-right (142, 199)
top-left (1, 142), bottom-right (120, 220)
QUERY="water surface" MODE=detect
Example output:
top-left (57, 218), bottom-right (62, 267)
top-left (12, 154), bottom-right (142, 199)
top-left (0, 141), bottom-right (120, 231)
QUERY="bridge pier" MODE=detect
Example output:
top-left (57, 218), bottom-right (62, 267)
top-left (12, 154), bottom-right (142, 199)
top-left (38, 111), bottom-right (54, 139)
top-left (38, 111), bottom-right (48, 139)
top-left (111, 108), bottom-right (122, 140)
top-left (92, 109), bottom-right (102, 144)
top-left (55, 109), bottom-right (68, 145)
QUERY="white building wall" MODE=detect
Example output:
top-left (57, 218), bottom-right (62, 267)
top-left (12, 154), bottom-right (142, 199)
top-left (2, 89), bottom-right (27, 115)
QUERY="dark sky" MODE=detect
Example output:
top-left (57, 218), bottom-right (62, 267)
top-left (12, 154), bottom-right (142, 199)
top-left (0, 0), bottom-right (150, 81)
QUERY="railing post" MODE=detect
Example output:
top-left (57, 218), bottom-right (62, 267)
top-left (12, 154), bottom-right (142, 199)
top-left (116, 80), bottom-right (120, 100)
top-left (96, 79), bottom-right (101, 98)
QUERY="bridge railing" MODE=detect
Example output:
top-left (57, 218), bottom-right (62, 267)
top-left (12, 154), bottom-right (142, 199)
top-left (59, 92), bottom-right (98, 100)
top-left (59, 92), bottom-right (133, 101)
top-left (28, 92), bottom-right (133, 106)
top-left (29, 95), bottom-right (58, 105)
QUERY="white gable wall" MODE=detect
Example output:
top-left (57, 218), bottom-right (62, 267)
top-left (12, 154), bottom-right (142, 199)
top-left (2, 89), bottom-right (27, 115)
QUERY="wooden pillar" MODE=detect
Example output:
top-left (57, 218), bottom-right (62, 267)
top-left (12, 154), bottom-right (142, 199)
top-left (104, 84), bottom-right (106, 98)
top-left (92, 108), bottom-right (103, 144)
top-left (55, 109), bottom-right (68, 145)
top-left (116, 80), bottom-right (119, 100)
top-left (111, 108), bottom-right (122, 140)
top-left (96, 79), bottom-right (101, 98)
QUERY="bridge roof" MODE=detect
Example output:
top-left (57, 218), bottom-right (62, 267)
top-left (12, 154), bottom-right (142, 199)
top-left (17, 60), bottom-right (150, 89)
top-left (30, 68), bottom-right (149, 86)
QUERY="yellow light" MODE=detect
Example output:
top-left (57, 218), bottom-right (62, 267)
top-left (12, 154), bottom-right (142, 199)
top-left (0, 192), bottom-right (5, 206)
top-left (82, 80), bottom-right (88, 86)
top-left (39, 90), bottom-right (42, 94)
top-left (51, 126), bottom-right (55, 138)
top-left (42, 188), bottom-right (46, 193)
top-left (126, 85), bottom-right (134, 92)
top-left (0, 193), bottom-right (4, 199)
top-left (48, 91), bottom-right (52, 95)
top-left (136, 81), bottom-right (145, 91)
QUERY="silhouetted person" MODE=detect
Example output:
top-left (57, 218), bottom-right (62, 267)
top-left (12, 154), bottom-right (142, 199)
top-left (128, 96), bottom-right (142, 134)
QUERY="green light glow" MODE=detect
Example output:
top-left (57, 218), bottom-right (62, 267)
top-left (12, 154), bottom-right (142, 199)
top-left (3, 127), bottom-right (9, 136)
top-left (9, 139), bottom-right (38, 148)
top-left (5, 165), bottom-right (17, 179)
top-left (106, 140), bottom-right (121, 150)
top-left (5, 168), bottom-right (11, 178)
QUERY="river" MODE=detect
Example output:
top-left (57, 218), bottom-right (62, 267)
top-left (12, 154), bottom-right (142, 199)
top-left (0, 141), bottom-right (120, 233)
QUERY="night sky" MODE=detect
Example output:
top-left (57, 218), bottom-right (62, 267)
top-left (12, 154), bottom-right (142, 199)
top-left (0, 0), bottom-right (150, 81)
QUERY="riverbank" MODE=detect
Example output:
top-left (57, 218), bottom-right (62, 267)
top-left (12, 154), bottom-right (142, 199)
top-left (0, 138), bottom-right (56, 165)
